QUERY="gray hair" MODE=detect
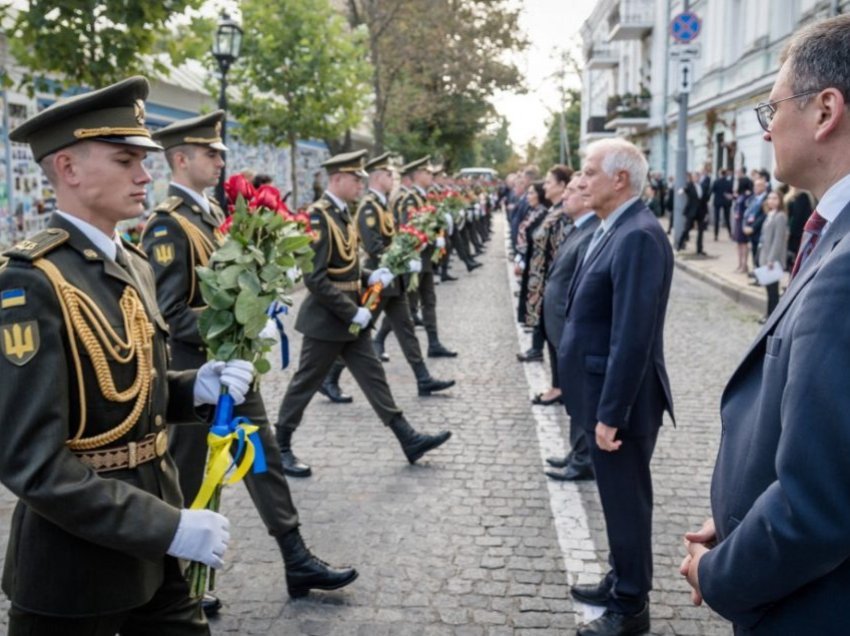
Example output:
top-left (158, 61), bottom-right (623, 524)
top-left (585, 138), bottom-right (647, 196)
top-left (781, 14), bottom-right (850, 103)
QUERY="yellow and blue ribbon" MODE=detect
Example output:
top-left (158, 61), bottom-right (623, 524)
top-left (190, 392), bottom-right (267, 511)
top-left (267, 302), bottom-right (289, 369)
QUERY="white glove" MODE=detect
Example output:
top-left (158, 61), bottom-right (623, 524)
top-left (444, 212), bottom-right (454, 235)
top-left (368, 267), bottom-right (394, 287)
top-left (167, 509), bottom-right (231, 569)
top-left (435, 236), bottom-right (446, 249)
top-left (351, 306), bottom-right (372, 329)
top-left (194, 359), bottom-right (254, 406)
top-left (258, 318), bottom-right (279, 342)
top-left (407, 259), bottom-right (422, 274)
top-left (286, 267), bottom-right (301, 282)
top-left (514, 253), bottom-right (524, 264)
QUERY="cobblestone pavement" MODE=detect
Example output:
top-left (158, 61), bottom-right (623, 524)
top-left (0, 214), bottom-right (764, 634)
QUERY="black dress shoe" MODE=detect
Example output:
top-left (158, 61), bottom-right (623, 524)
top-left (428, 343), bottom-right (458, 358)
top-left (440, 272), bottom-right (459, 282)
top-left (389, 416), bottom-right (452, 463)
top-left (576, 605), bottom-right (650, 636)
top-left (317, 381), bottom-right (353, 404)
top-left (373, 339), bottom-right (390, 362)
top-left (571, 579), bottom-right (612, 607)
top-left (466, 261), bottom-right (482, 272)
top-left (418, 377), bottom-right (456, 396)
top-left (280, 450), bottom-right (312, 477)
top-left (531, 392), bottom-right (562, 405)
top-left (516, 348), bottom-right (543, 362)
top-left (201, 593), bottom-right (222, 617)
top-left (545, 462), bottom-right (594, 482)
top-left (278, 529), bottom-right (359, 599)
top-left (546, 454), bottom-right (571, 468)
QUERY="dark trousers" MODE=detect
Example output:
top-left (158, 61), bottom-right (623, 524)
top-left (451, 229), bottom-right (473, 266)
top-left (8, 558), bottom-right (207, 636)
top-left (169, 342), bottom-right (299, 536)
top-left (374, 293), bottom-right (423, 366)
top-left (587, 425), bottom-right (659, 614)
top-left (766, 281), bottom-right (780, 316)
top-left (695, 218), bottom-right (705, 254)
top-left (276, 331), bottom-right (402, 435)
top-left (530, 324), bottom-right (545, 353)
top-left (713, 203), bottom-right (731, 239)
top-left (408, 271), bottom-right (437, 334)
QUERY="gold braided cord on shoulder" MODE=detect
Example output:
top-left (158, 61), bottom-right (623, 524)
top-left (375, 199), bottom-right (396, 238)
top-left (33, 259), bottom-right (154, 451)
top-left (321, 209), bottom-right (359, 275)
top-left (167, 212), bottom-right (218, 300)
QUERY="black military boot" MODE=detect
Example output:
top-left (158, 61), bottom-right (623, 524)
top-left (317, 360), bottom-right (353, 403)
top-left (412, 361), bottom-right (455, 396)
top-left (388, 415), bottom-right (452, 463)
top-left (277, 528), bottom-right (359, 599)
top-left (427, 329), bottom-right (458, 358)
top-left (441, 271), bottom-right (459, 282)
top-left (465, 259), bottom-right (482, 272)
top-left (276, 427), bottom-right (312, 478)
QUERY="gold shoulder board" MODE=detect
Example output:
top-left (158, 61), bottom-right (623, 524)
top-left (154, 195), bottom-right (183, 214)
top-left (3, 228), bottom-right (70, 261)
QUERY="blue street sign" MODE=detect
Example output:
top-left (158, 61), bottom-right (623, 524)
top-left (670, 11), bottom-right (702, 43)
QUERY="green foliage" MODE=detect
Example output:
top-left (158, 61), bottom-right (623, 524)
top-left (196, 198), bottom-right (314, 373)
top-left (230, 0), bottom-right (371, 202)
top-left (538, 89), bottom-right (582, 171)
top-left (3, 0), bottom-right (204, 93)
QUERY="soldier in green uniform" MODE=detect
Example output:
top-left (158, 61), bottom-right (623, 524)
top-left (141, 112), bottom-right (357, 610)
top-left (274, 150), bottom-right (452, 478)
top-left (321, 152), bottom-right (455, 399)
top-left (0, 77), bottom-right (256, 635)
top-left (385, 156), bottom-right (456, 358)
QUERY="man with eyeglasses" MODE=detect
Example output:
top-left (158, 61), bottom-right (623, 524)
top-left (680, 14), bottom-right (850, 634)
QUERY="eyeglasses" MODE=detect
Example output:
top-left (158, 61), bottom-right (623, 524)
top-left (754, 89), bottom-right (821, 132)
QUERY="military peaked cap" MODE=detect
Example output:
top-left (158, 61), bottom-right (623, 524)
top-left (152, 110), bottom-right (228, 151)
top-left (400, 155), bottom-right (431, 176)
top-left (365, 152), bottom-right (394, 173)
top-left (9, 76), bottom-right (162, 162)
top-left (322, 149), bottom-right (368, 178)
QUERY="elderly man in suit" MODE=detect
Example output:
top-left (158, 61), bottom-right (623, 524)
top-left (541, 174), bottom-right (600, 482)
top-left (680, 15), bottom-right (850, 634)
top-left (559, 138), bottom-right (674, 636)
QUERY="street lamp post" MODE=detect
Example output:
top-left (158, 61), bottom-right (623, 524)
top-left (212, 12), bottom-right (243, 209)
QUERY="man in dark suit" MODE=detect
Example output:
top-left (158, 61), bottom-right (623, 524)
top-left (711, 169), bottom-right (734, 240)
top-left (681, 15), bottom-right (850, 633)
top-left (559, 138), bottom-right (674, 636)
top-left (743, 177), bottom-right (768, 266)
top-left (542, 175), bottom-right (600, 482)
top-left (274, 151), bottom-right (451, 478)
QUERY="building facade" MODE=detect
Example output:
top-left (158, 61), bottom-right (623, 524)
top-left (580, 0), bottom-right (848, 178)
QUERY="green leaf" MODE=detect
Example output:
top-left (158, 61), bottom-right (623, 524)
top-left (259, 262), bottom-right (285, 283)
top-left (218, 264), bottom-right (244, 289)
top-left (234, 288), bottom-right (265, 325)
top-left (196, 266), bottom-right (217, 285)
top-left (207, 310), bottom-right (235, 339)
top-left (203, 283), bottom-right (236, 311)
top-left (279, 235), bottom-right (313, 252)
top-left (237, 270), bottom-right (263, 294)
top-left (254, 357), bottom-right (272, 375)
top-left (212, 240), bottom-right (243, 263)
top-left (215, 341), bottom-right (238, 361)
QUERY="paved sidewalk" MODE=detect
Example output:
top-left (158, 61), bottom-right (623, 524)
top-left (665, 218), bottom-right (788, 314)
top-left (0, 213), bottom-right (766, 634)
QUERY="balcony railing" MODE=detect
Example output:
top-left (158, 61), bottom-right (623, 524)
top-left (606, 93), bottom-right (651, 121)
top-left (586, 45), bottom-right (618, 70)
top-left (608, 0), bottom-right (654, 41)
top-left (586, 116), bottom-right (609, 134)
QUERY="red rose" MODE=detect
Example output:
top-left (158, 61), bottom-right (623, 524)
top-left (224, 174), bottom-right (256, 207)
top-left (218, 215), bottom-right (233, 235)
top-left (251, 184), bottom-right (285, 212)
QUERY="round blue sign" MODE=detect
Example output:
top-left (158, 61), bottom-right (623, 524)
top-left (670, 11), bottom-right (702, 43)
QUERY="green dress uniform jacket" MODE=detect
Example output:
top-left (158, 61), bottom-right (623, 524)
top-left (357, 190), bottom-right (401, 299)
top-left (0, 214), bottom-right (198, 617)
top-left (296, 194), bottom-right (371, 342)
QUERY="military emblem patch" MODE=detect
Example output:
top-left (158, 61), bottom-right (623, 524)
top-left (153, 227), bottom-right (168, 238)
top-left (366, 214), bottom-right (376, 228)
top-left (2, 321), bottom-right (39, 366)
top-left (134, 99), bottom-right (146, 126)
top-left (153, 243), bottom-right (175, 266)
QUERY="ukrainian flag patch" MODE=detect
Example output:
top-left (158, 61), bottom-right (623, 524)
top-left (153, 227), bottom-right (168, 238)
top-left (1, 289), bottom-right (26, 309)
